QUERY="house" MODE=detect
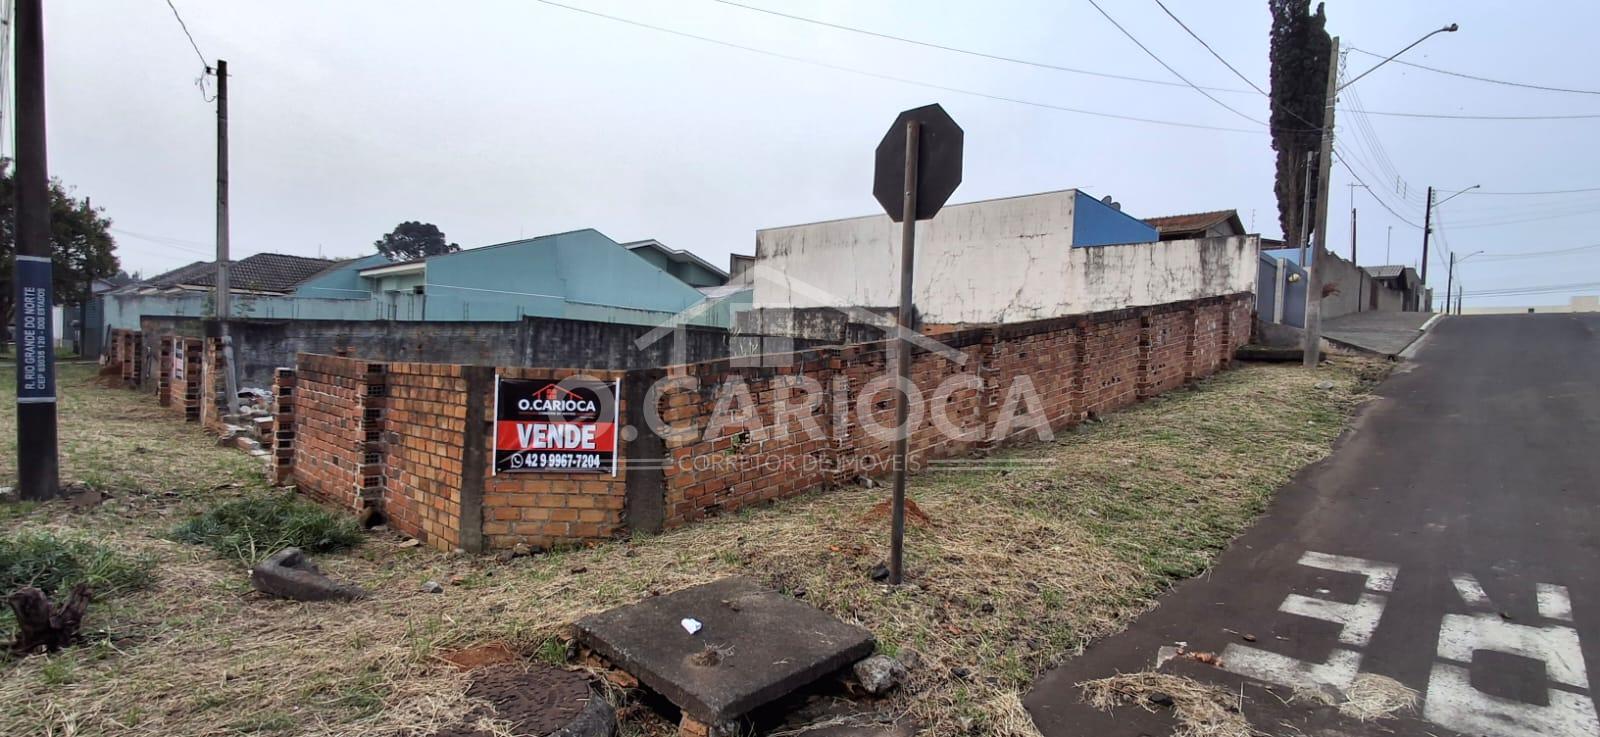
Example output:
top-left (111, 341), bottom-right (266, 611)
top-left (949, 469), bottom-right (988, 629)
top-left (1363, 265), bottom-right (1425, 312)
top-left (106, 231), bottom-right (735, 331)
top-left (624, 239), bottom-right (730, 288)
top-left (1144, 209), bottom-right (1246, 241)
top-left (750, 188), bottom-right (1257, 328)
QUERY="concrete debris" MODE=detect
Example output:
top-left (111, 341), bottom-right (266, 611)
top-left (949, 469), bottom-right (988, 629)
top-left (421, 580), bottom-right (444, 594)
top-left (249, 548), bottom-right (366, 602)
top-left (852, 655), bottom-right (908, 695)
top-left (397, 538), bottom-right (421, 549)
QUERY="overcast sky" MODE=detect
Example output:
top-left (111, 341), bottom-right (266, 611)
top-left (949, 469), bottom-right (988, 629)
top-left (34, 0), bottom-right (1600, 307)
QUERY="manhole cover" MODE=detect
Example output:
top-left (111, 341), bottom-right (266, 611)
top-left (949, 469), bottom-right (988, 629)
top-left (433, 664), bottom-right (613, 737)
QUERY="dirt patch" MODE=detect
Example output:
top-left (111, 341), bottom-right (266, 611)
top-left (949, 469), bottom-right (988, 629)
top-left (439, 642), bottom-right (521, 671)
top-left (860, 498), bottom-right (935, 528)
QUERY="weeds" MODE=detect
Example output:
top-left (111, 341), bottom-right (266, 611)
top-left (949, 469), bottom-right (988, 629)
top-left (0, 529), bottom-right (155, 599)
top-left (170, 493), bottom-right (363, 565)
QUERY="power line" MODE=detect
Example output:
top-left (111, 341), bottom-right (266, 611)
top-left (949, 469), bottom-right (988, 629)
top-left (1347, 46), bottom-right (1600, 96)
top-left (1082, 0), bottom-right (1266, 127)
top-left (1333, 151), bottom-right (1423, 228)
top-left (1463, 281), bottom-right (1600, 297)
top-left (110, 227), bottom-right (213, 256)
top-left (1475, 242), bottom-right (1600, 262)
top-left (1467, 186), bottom-right (1600, 196)
top-left (531, 0), bottom-right (1258, 133)
top-left (709, 0), bottom-right (1256, 94)
top-left (163, 0), bottom-right (214, 101)
top-left (1443, 205), bottom-right (1600, 229)
top-left (1343, 107), bottom-right (1600, 121)
top-left (1149, 0), bottom-right (1266, 96)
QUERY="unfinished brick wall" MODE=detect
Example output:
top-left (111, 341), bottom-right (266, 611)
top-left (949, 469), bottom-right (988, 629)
top-left (270, 368), bottom-right (296, 485)
top-left (106, 329), bottom-right (143, 386)
top-left (291, 355), bottom-right (385, 514)
top-left (279, 292), bottom-right (1251, 550)
top-left (381, 362), bottom-right (468, 550)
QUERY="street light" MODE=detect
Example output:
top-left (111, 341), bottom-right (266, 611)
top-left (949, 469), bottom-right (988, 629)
top-left (1421, 184), bottom-right (1480, 292)
top-left (1339, 24), bottom-right (1460, 91)
top-left (1445, 249), bottom-right (1485, 313)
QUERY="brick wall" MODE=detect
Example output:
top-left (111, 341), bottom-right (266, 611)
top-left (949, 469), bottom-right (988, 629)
top-left (277, 292), bottom-right (1251, 550)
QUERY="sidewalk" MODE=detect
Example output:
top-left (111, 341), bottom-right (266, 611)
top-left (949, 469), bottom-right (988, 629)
top-left (1321, 311), bottom-right (1435, 357)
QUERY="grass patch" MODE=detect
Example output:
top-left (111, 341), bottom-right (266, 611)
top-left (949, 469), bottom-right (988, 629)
top-left (0, 355), bottom-right (1384, 737)
top-left (0, 529), bottom-right (154, 599)
top-left (170, 493), bottom-right (364, 564)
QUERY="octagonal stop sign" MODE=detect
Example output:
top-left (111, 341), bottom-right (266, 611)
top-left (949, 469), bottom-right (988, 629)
top-left (873, 104), bottom-right (964, 222)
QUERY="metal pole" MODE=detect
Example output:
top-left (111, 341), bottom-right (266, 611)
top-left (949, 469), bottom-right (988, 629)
top-left (11, 0), bottom-right (57, 500)
top-left (1420, 186), bottom-right (1434, 300)
top-left (1302, 36), bottom-right (1340, 368)
top-left (888, 118), bottom-right (919, 587)
top-left (215, 60), bottom-right (240, 416)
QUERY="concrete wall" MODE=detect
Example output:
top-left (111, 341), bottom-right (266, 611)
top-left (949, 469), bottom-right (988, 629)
top-left (139, 314), bottom-right (744, 389)
top-left (754, 190), bottom-right (1258, 325)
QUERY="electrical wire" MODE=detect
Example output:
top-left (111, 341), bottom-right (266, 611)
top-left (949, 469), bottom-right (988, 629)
top-left (707, 0), bottom-right (1256, 94)
top-left (1082, 0), bottom-right (1267, 127)
top-left (1466, 186), bottom-right (1600, 196)
top-left (1342, 107), bottom-right (1600, 121)
top-left (110, 227), bottom-right (213, 256)
top-left (1474, 243), bottom-right (1600, 261)
top-left (1149, 0), bottom-right (1266, 96)
top-left (1332, 151), bottom-right (1423, 229)
top-left (1347, 46), bottom-right (1600, 96)
top-left (530, 0), bottom-right (1259, 133)
top-left (163, 0), bottom-right (214, 101)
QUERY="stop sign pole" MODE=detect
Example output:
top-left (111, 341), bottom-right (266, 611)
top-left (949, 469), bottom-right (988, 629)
top-left (888, 118), bottom-right (920, 586)
top-left (872, 104), bottom-right (962, 586)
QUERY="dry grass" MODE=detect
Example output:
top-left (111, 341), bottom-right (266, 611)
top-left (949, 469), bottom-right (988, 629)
top-left (0, 359), bottom-right (1382, 736)
top-left (1079, 672), bottom-right (1250, 737)
top-left (1336, 673), bottom-right (1418, 721)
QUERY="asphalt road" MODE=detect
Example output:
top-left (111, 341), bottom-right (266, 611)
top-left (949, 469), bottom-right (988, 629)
top-left (1026, 314), bottom-right (1600, 737)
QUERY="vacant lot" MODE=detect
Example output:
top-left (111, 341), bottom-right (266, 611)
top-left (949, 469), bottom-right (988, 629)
top-left (0, 358), bottom-right (1383, 737)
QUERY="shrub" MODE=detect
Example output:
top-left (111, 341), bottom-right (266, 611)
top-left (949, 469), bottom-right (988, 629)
top-left (0, 530), bottom-right (155, 600)
top-left (171, 493), bottom-right (363, 564)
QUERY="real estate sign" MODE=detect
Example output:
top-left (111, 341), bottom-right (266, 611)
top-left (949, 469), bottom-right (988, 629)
top-left (493, 377), bottom-right (618, 475)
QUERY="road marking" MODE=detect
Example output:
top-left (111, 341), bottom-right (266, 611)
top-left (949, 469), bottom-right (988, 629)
top-left (1541, 583), bottom-right (1576, 622)
top-left (1220, 551), bottom-right (1395, 691)
top-left (1423, 571), bottom-right (1597, 737)
top-left (1451, 572), bottom-right (1493, 607)
top-left (1299, 550), bottom-right (1398, 592)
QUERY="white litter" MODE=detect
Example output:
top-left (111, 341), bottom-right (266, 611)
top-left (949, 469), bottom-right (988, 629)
top-left (681, 617), bottom-right (703, 635)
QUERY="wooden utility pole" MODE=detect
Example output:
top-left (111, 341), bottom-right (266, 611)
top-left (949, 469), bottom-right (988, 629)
top-left (214, 60), bottom-right (240, 415)
top-left (11, 0), bottom-right (58, 501)
top-left (888, 119), bottom-right (920, 587)
top-left (1302, 36), bottom-right (1340, 368)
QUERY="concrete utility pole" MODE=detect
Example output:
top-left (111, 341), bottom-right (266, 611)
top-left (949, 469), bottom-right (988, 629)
top-left (11, 0), bottom-right (57, 500)
top-left (1302, 36), bottom-right (1340, 368)
top-left (214, 59), bottom-right (240, 416)
top-left (1444, 251), bottom-right (1455, 317)
top-left (1420, 186), bottom-right (1434, 305)
top-left (1351, 206), bottom-right (1359, 311)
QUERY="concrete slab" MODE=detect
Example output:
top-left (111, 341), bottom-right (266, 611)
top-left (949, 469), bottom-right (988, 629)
top-left (1321, 311), bottom-right (1434, 357)
top-left (575, 576), bottom-right (875, 724)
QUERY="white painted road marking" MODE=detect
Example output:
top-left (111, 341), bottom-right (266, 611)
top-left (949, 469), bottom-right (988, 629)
top-left (1220, 551), bottom-right (1394, 691)
top-left (1201, 553), bottom-right (1599, 737)
top-left (1424, 571), bottom-right (1598, 737)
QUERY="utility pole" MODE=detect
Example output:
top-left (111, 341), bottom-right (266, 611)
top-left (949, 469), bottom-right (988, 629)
top-left (1444, 251), bottom-right (1455, 317)
top-left (1420, 186), bottom-right (1434, 306)
top-left (1386, 226), bottom-right (1392, 265)
top-left (214, 60), bottom-right (240, 416)
top-left (1302, 36), bottom-right (1340, 368)
top-left (1351, 206), bottom-right (1359, 311)
top-left (11, 0), bottom-right (57, 500)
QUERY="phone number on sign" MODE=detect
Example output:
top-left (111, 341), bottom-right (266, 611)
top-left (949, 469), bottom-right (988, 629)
top-left (505, 452), bottom-right (604, 471)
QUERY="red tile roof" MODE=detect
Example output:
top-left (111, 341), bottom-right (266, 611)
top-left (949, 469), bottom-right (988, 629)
top-left (1142, 210), bottom-right (1240, 234)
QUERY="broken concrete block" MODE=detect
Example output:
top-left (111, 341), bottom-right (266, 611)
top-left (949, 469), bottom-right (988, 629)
top-left (851, 654), bottom-right (907, 695)
top-left (232, 436), bottom-right (262, 452)
top-left (249, 547), bottom-right (366, 602)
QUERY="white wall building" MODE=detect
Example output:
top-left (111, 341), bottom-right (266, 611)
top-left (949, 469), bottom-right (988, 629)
top-left (752, 189), bottom-right (1259, 326)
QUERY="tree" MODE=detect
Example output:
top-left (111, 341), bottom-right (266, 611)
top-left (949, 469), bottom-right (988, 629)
top-left (0, 159), bottom-right (121, 327)
top-left (374, 221), bottom-right (459, 261)
top-left (1268, 0), bottom-right (1332, 249)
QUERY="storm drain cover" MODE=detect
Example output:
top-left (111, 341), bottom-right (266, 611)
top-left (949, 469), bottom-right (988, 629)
top-left (433, 664), bottom-right (614, 737)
